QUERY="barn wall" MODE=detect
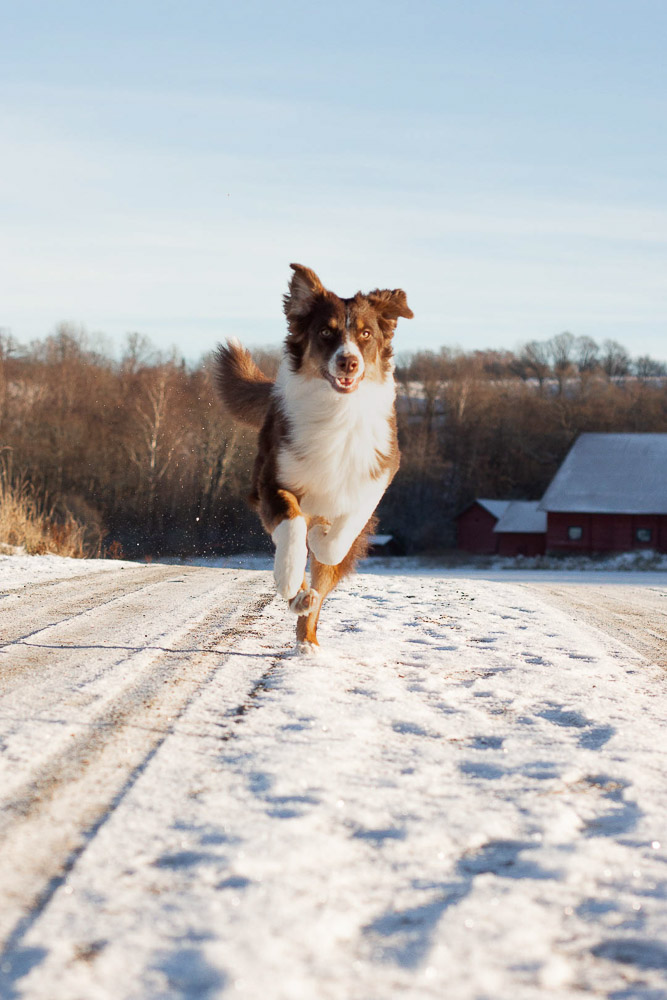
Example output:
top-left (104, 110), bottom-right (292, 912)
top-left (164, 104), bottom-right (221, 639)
top-left (634, 515), bottom-right (667, 553)
top-left (547, 513), bottom-right (591, 551)
top-left (660, 518), bottom-right (667, 553)
top-left (547, 513), bottom-right (667, 553)
top-left (603, 514), bottom-right (633, 551)
top-left (457, 505), bottom-right (499, 554)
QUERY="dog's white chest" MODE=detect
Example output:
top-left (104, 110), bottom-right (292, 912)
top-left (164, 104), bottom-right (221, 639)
top-left (275, 365), bottom-right (394, 520)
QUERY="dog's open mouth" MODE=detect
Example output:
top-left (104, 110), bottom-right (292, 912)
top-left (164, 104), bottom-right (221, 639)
top-left (323, 371), bottom-right (362, 394)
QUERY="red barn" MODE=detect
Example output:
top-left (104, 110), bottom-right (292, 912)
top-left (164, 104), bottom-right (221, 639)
top-left (540, 433), bottom-right (667, 553)
top-left (457, 500), bottom-right (510, 554)
top-left (493, 501), bottom-right (547, 557)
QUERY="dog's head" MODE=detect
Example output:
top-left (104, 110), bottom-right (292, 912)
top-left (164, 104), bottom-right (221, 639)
top-left (282, 264), bottom-right (413, 394)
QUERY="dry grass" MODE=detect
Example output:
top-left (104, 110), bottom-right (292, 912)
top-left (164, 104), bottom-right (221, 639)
top-left (0, 465), bottom-right (91, 558)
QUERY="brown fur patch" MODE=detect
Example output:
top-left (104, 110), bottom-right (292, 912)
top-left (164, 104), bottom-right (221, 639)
top-left (214, 341), bottom-right (273, 429)
top-left (249, 401), bottom-right (302, 532)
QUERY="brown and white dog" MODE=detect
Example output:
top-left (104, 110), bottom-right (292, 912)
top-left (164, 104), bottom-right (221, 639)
top-left (214, 263), bottom-right (413, 649)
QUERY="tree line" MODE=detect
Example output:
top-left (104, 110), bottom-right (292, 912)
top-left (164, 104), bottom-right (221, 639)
top-left (1, 325), bottom-right (666, 556)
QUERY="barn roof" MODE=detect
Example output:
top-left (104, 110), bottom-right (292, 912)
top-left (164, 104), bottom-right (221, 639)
top-left (539, 433), bottom-right (667, 514)
top-left (370, 534), bottom-right (393, 546)
top-left (493, 501), bottom-right (547, 534)
top-left (475, 499), bottom-right (512, 520)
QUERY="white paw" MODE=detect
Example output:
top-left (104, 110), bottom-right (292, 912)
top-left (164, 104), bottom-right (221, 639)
top-left (272, 517), bottom-right (308, 600)
top-left (288, 588), bottom-right (320, 617)
top-left (295, 640), bottom-right (320, 657)
top-left (308, 524), bottom-right (348, 566)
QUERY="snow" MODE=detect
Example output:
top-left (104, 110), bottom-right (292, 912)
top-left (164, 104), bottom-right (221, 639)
top-left (493, 501), bottom-right (547, 535)
top-left (370, 534), bottom-right (394, 546)
top-left (0, 552), bottom-right (136, 589)
top-left (474, 499), bottom-right (511, 520)
top-left (363, 550), bottom-right (667, 577)
top-left (1, 555), bottom-right (667, 998)
top-left (539, 433), bottom-right (667, 514)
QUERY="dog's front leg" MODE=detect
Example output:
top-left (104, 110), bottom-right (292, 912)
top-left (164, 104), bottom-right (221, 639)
top-left (264, 489), bottom-right (309, 601)
top-left (307, 476), bottom-right (389, 566)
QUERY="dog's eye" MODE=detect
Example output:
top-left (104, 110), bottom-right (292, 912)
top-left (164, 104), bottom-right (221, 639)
top-left (359, 329), bottom-right (372, 340)
top-left (320, 328), bottom-right (335, 340)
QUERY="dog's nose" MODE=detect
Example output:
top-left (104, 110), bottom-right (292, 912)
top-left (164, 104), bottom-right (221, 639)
top-left (337, 354), bottom-right (359, 375)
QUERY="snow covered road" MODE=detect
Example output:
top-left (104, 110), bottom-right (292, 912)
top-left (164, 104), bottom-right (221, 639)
top-left (520, 579), bottom-right (667, 671)
top-left (1, 560), bottom-right (667, 999)
top-left (0, 565), bottom-right (275, 953)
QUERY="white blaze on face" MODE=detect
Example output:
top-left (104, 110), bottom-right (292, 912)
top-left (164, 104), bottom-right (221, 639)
top-left (327, 336), bottom-right (365, 380)
top-left (327, 306), bottom-right (365, 382)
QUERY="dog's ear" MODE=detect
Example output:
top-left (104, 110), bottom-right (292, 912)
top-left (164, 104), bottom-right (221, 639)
top-left (367, 288), bottom-right (413, 337)
top-left (283, 264), bottom-right (327, 322)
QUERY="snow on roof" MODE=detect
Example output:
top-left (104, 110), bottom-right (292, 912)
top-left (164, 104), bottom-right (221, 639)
top-left (475, 499), bottom-right (511, 520)
top-left (493, 501), bottom-right (547, 534)
top-left (540, 433), bottom-right (667, 514)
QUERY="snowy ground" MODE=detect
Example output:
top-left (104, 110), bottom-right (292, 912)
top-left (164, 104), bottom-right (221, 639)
top-left (1, 556), bottom-right (667, 999)
top-left (0, 551), bottom-right (138, 588)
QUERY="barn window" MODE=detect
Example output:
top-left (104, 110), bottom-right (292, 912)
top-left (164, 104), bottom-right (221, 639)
top-left (636, 527), bottom-right (652, 543)
top-left (567, 526), bottom-right (583, 540)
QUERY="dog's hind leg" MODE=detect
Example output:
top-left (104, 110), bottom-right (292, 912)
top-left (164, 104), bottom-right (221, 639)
top-left (296, 525), bottom-right (372, 648)
top-left (295, 558), bottom-right (339, 648)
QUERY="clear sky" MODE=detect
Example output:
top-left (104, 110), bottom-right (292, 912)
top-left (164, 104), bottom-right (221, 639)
top-left (2, 0), bottom-right (666, 361)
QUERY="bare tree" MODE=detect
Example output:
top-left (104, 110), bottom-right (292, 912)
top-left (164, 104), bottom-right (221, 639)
top-left (518, 340), bottom-right (551, 388)
top-left (601, 339), bottom-right (631, 378)
top-left (634, 355), bottom-right (667, 378)
top-left (127, 366), bottom-right (185, 524)
top-left (574, 335), bottom-right (600, 374)
top-left (547, 332), bottom-right (576, 394)
top-left (121, 332), bottom-right (158, 374)
top-left (0, 328), bottom-right (19, 362)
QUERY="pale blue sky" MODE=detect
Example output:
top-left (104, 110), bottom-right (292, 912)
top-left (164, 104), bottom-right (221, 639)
top-left (2, 0), bottom-right (666, 360)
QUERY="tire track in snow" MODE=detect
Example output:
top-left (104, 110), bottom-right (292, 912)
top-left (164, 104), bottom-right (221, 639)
top-left (520, 582), bottom-right (667, 669)
top-left (0, 564), bottom-right (177, 647)
top-left (0, 567), bottom-right (271, 789)
top-left (0, 568), bottom-right (275, 950)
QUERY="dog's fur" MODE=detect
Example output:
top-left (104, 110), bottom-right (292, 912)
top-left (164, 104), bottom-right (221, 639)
top-left (214, 263), bottom-right (413, 648)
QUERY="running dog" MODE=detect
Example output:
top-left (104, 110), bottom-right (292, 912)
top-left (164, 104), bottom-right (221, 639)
top-left (214, 263), bottom-right (413, 648)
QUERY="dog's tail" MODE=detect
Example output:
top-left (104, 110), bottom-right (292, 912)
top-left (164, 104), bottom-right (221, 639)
top-left (213, 339), bottom-right (274, 430)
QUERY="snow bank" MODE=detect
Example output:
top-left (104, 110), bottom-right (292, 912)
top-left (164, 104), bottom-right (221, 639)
top-left (0, 553), bottom-right (137, 590)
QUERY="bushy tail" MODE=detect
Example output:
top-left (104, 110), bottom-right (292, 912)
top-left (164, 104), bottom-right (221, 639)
top-left (213, 340), bottom-right (274, 430)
